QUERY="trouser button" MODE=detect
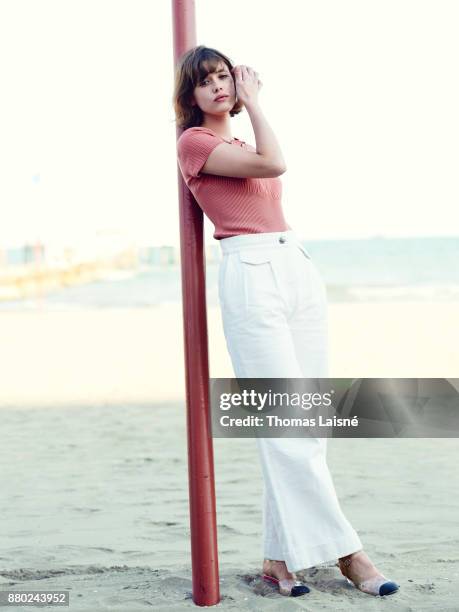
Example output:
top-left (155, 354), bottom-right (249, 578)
top-left (279, 235), bottom-right (286, 243)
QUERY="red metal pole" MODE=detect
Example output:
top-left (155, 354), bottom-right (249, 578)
top-left (171, 0), bottom-right (220, 606)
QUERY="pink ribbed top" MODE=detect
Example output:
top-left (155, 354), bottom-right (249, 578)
top-left (176, 126), bottom-right (291, 240)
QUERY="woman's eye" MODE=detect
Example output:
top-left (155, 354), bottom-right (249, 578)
top-left (200, 74), bottom-right (228, 86)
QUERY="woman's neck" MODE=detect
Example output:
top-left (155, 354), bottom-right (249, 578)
top-left (201, 116), bottom-right (233, 141)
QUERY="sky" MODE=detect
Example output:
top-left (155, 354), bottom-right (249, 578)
top-left (1, 0), bottom-right (458, 248)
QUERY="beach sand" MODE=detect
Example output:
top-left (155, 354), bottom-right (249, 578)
top-left (1, 301), bottom-right (459, 610)
top-left (1, 301), bottom-right (458, 406)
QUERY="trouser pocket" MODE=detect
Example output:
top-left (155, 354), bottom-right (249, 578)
top-left (238, 249), bottom-right (282, 312)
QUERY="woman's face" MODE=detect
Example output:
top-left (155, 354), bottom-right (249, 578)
top-left (191, 60), bottom-right (236, 117)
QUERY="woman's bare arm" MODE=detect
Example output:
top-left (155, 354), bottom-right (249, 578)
top-left (245, 100), bottom-right (286, 172)
top-left (201, 140), bottom-right (286, 179)
top-left (201, 66), bottom-right (287, 179)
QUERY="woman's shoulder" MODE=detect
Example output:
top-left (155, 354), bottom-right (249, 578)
top-left (179, 126), bottom-right (221, 138)
top-left (184, 126), bottom-right (214, 133)
top-left (177, 126), bottom-right (225, 151)
top-left (177, 127), bottom-right (230, 180)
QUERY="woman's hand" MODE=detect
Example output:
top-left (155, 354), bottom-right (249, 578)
top-left (231, 65), bottom-right (263, 107)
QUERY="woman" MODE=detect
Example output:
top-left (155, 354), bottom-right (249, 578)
top-left (173, 45), bottom-right (399, 599)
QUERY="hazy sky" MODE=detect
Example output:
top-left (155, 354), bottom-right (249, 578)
top-left (1, 0), bottom-right (458, 247)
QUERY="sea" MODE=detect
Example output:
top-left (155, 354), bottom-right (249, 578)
top-left (0, 236), bottom-right (457, 310)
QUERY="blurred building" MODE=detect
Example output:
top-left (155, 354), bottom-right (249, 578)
top-left (0, 242), bottom-right (45, 267)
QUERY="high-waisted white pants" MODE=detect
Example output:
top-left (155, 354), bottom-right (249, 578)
top-left (218, 229), bottom-right (362, 572)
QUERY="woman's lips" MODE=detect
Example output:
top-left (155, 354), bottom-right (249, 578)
top-left (215, 96), bottom-right (228, 102)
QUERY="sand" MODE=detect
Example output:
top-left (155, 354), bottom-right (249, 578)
top-left (1, 301), bottom-right (459, 610)
top-left (1, 301), bottom-right (458, 406)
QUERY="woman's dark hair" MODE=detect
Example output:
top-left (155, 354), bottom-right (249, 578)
top-left (173, 45), bottom-right (244, 130)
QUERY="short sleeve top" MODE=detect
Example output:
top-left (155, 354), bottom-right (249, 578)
top-left (176, 126), bottom-right (291, 240)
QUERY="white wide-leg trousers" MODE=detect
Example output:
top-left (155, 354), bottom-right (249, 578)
top-left (218, 229), bottom-right (362, 572)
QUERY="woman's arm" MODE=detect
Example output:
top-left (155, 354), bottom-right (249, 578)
top-left (201, 65), bottom-right (287, 179)
top-left (201, 139), bottom-right (286, 179)
top-left (245, 98), bottom-right (286, 173)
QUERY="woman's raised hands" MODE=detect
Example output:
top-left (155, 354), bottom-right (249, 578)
top-left (231, 65), bottom-right (263, 107)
